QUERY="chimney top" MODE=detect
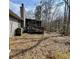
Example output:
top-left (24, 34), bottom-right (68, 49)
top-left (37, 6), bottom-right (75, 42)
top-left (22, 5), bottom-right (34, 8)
top-left (22, 3), bottom-right (24, 7)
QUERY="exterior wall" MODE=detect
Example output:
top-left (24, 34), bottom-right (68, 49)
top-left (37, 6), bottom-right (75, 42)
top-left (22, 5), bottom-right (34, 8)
top-left (9, 17), bottom-right (21, 37)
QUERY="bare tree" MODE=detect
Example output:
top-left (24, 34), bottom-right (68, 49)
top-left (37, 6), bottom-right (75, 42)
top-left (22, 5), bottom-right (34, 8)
top-left (62, 0), bottom-right (70, 35)
top-left (35, 5), bottom-right (41, 20)
top-left (34, 0), bottom-right (70, 36)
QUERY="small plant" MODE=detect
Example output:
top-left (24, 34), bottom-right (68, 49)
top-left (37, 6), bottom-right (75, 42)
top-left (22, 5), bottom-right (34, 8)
top-left (54, 51), bottom-right (69, 59)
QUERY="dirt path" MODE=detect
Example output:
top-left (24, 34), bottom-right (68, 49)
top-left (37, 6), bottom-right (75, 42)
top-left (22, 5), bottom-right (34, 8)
top-left (10, 32), bottom-right (70, 59)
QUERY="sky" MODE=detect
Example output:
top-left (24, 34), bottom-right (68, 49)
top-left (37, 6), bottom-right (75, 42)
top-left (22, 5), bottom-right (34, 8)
top-left (9, 0), bottom-right (41, 18)
top-left (9, 0), bottom-right (64, 19)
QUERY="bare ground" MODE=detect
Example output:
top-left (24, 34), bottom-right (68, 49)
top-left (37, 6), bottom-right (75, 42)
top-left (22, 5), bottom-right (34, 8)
top-left (9, 32), bottom-right (70, 59)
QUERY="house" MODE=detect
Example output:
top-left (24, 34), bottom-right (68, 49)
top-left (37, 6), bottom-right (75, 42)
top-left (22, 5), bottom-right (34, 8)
top-left (9, 9), bottom-right (24, 37)
top-left (24, 18), bottom-right (44, 34)
top-left (9, 4), bottom-right (25, 37)
top-left (9, 3), bottom-right (44, 37)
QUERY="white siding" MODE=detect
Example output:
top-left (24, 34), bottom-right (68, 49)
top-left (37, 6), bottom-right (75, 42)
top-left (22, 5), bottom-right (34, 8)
top-left (9, 17), bottom-right (21, 37)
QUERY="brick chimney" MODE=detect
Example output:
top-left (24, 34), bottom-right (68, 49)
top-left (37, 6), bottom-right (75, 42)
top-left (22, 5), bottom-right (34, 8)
top-left (20, 3), bottom-right (25, 27)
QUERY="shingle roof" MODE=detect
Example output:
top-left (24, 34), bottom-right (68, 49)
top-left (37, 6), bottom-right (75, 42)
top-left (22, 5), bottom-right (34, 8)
top-left (9, 9), bottom-right (23, 21)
